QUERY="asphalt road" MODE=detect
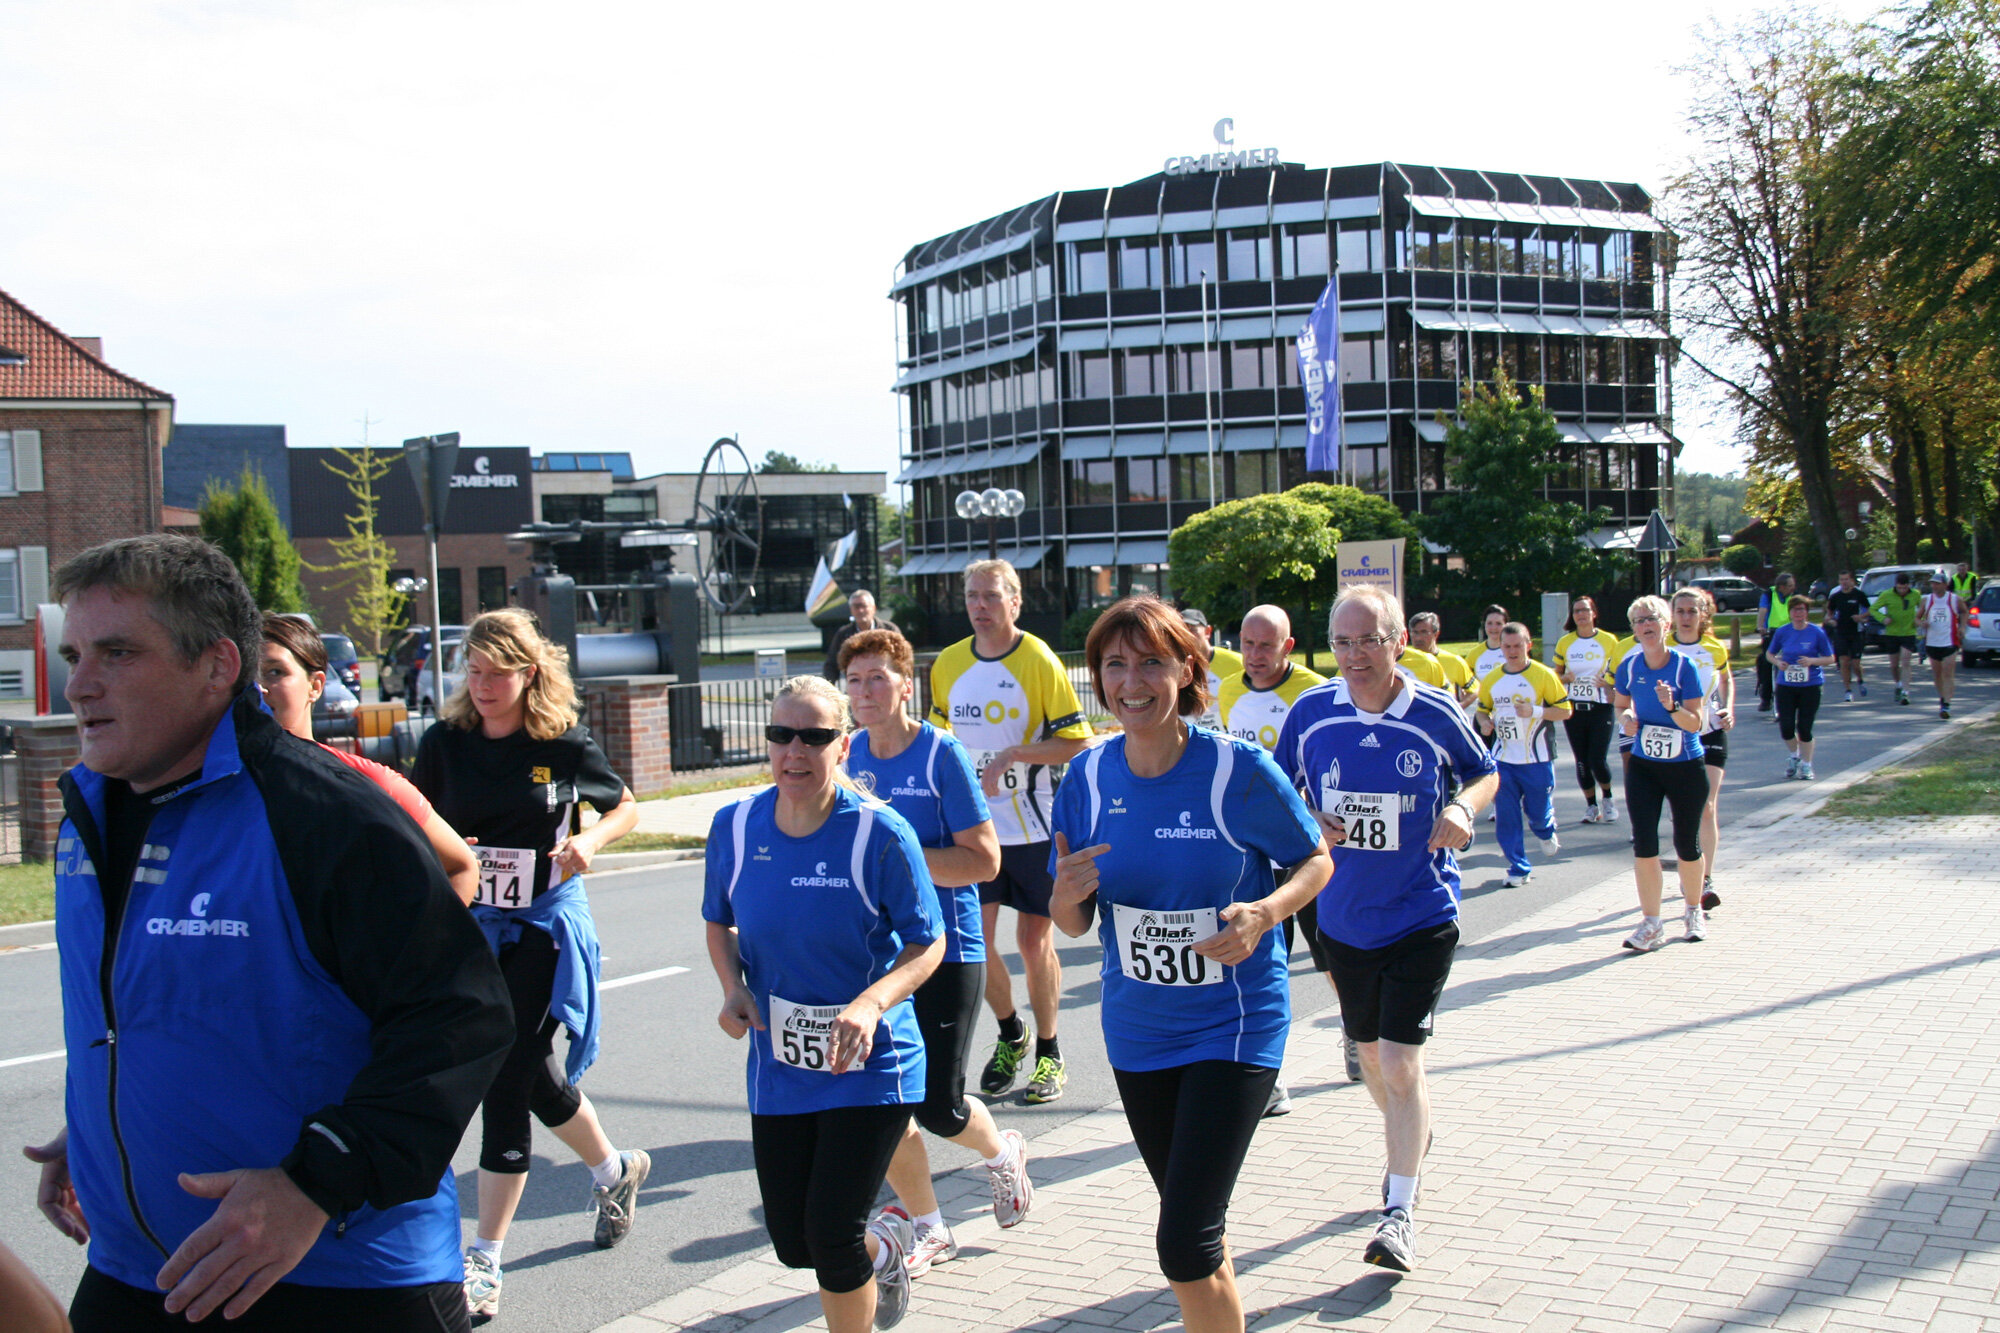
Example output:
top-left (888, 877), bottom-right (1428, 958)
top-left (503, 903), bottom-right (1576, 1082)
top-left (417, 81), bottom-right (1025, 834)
top-left (0, 663), bottom-right (1991, 1330)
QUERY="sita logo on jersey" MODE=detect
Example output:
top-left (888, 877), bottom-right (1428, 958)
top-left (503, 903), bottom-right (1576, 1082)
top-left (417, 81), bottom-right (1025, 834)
top-left (1154, 810), bottom-right (1218, 840)
top-left (791, 860), bottom-right (854, 888)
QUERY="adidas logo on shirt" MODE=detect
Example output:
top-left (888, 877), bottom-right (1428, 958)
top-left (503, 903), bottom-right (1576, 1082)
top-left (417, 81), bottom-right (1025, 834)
top-left (1360, 733), bottom-right (1382, 748)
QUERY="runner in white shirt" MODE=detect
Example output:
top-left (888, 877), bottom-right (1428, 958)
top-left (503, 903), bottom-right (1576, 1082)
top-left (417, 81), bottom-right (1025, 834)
top-left (1920, 573), bottom-right (1968, 720)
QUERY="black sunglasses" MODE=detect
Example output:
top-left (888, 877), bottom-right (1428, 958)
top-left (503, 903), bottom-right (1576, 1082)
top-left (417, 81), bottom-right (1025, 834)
top-left (765, 724), bottom-right (843, 747)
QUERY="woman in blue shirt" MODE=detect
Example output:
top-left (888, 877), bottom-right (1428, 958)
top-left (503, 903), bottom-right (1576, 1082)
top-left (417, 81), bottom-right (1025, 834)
top-left (1049, 596), bottom-right (1331, 1333)
top-left (703, 675), bottom-right (945, 1332)
top-left (841, 628), bottom-right (1034, 1276)
top-left (1613, 596), bottom-right (1711, 953)
top-left (1766, 594), bottom-right (1837, 781)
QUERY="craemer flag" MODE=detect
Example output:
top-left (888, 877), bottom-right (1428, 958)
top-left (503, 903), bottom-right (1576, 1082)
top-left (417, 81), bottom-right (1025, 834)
top-left (1296, 277), bottom-right (1342, 473)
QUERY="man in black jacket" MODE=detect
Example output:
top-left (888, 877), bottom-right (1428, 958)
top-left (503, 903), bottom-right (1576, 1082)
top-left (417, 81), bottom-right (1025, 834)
top-left (822, 590), bottom-right (899, 680)
top-left (26, 534), bottom-right (512, 1333)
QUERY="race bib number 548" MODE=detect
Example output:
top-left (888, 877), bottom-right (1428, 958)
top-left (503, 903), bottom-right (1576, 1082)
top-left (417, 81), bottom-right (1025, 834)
top-left (1319, 787), bottom-right (1400, 851)
top-left (1111, 904), bottom-right (1222, 986)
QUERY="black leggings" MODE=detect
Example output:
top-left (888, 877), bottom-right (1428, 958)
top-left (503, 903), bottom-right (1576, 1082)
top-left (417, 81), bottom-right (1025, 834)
top-left (751, 1103), bottom-right (911, 1293)
top-left (1624, 755), bottom-right (1708, 861)
top-left (480, 925), bottom-right (584, 1174)
top-left (911, 960), bottom-right (983, 1139)
top-left (1563, 703), bottom-right (1616, 796)
top-left (1776, 684), bottom-right (1822, 742)
top-left (1113, 1061), bottom-right (1279, 1283)
top-left (72, 1267), bottom-right (470, 1333)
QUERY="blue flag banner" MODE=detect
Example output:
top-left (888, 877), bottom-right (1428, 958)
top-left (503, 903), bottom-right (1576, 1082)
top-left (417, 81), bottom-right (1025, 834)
top-left (1296, 279), bottom-right (1342, 473)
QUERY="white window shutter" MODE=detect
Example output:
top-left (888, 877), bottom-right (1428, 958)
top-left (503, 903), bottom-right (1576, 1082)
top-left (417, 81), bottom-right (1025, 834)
top-left (12, 429), bottom-right (42, 491)
top-left (21, 546), bottom-right (49, 609)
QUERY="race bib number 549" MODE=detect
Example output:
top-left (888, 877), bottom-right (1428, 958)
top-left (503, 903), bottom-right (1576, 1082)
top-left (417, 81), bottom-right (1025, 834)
top-left (1111, 904), bottom-right (1222, 986)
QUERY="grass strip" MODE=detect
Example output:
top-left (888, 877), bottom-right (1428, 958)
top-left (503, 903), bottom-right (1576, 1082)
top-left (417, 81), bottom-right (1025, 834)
top-left (1814, 714), bottom-right (2000, 819)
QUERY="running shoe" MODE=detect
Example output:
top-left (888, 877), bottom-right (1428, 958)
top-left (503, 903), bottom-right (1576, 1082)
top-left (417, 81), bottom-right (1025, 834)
top-left (1756, 701), bottom-right (1772, 712)
top-left (1023, 1054), bottom-right (1067, 1104)
top-left (1344, 1035), bottom-right (1363, 1083)
top-left (1503, 871), bottom-right (1533, 887)
top-left (1701, 878), bottom-right (1721, 912)
top-left (1942, 706), bottom-right (1952, 720)
top-left (1858, 682), bottom-right (1869, 698)
top-left (892, 1210), bottom-right (958, 1279)
top-left (1784, 754), bottom-right (1800, 780)
top-left (1263, 1080), bottom-right (1293, 1117)
top-left (1683, 904), bottom-right (1708, 942)
top-left (979, 1032), bottom-right (1029, 1096)
top-left (1622, 919), bottom-right (1666, 953)
top-left (1602, 800), bottom-right (1619, 824)
top-left (1798, 761), bottom-right (1815, 779)
top-left (1898, 690), bottom-right (1910, 705)
top-left (592, 1149), bottom-right (651, 1249)
top-left (1581, 805), bottom-right (1602, 824)
top-left (866, 1209), bottom-right (914, 1328)
top-left (1364, 1207), bottom-right (1417, 1271)
top-left (463, 1247), bottom-right (502, 1320)
top-left (987, 1129), bottom-right (1033, 1228)
top-left (1843, 689), bottom-right (1853, 703)
top-left (1537, 832), bottom-right (1561, 857)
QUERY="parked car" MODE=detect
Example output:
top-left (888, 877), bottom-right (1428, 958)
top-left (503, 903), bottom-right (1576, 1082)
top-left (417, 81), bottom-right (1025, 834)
top-left (1684, 575), bottom-right (1763, 613)
top-left (379, 624), bottom-right (467, 704)
top-left (415, 637), bottom-right (466, 711)
top-left (1963, 578), bottom-right (2000, 667)
top-left (1859, 564), bottom-right (1952, 654)
top-left (311, 669), bottom-right (360, 740)
top-left (321, 633), bottom-right (362, 696)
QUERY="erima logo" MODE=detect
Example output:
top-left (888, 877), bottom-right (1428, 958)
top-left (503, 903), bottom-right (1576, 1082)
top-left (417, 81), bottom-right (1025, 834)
top-left (146, 893), bottom-right (249, 938)
top-left (1108, 797), bottom-right (1128, 815)
top-left (1360, 734), bottom-right (1381, 748)
top-left (754, 846), bottom-right (771, 861)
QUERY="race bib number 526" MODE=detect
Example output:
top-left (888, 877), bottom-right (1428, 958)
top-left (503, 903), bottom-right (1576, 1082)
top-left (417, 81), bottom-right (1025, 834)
top-left (768, 994), bottom-right (843, 1072)
top-left (475, 847), bottom-right (535, 909)
top-left (1111, 903), bottom-right (1222, 986)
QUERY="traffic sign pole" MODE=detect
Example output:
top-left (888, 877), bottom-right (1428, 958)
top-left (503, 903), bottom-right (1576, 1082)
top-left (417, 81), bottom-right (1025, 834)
top-left (404, 434), bottom-right (461, 710)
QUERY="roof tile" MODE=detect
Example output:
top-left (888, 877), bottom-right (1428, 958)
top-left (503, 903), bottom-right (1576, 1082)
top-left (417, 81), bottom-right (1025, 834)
top-left (0, 284), bottom-right (172, 401)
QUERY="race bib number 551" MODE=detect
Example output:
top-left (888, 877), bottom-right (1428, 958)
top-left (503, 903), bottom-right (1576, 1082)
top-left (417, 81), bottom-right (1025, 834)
top-left (768, 994), bottom-right (842, 1072)
top-left (1111, 904), bottom-right (1222, 986)
top-left (475, 847), bottom-right (536, 909)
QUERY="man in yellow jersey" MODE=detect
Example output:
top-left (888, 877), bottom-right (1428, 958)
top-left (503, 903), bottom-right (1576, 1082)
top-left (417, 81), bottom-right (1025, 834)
top-left (1476, 623), bottom-right (1572, 886)
top-left (1177, 607), bottom-right (1243, 727)
top-left (1754, 572), bottom-right (1796, 714)
top-left (1332, 642), bottom-right (1447, 688)
top-left (1408, 613), bottom-right (1474, 706)
top-left (930, 560), bottom-right (1094, 1104)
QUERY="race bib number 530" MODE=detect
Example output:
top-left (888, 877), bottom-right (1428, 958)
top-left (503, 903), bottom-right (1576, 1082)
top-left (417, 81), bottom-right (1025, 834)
top-left (475, 847), bottom-right (535, 909)
top-left (768, 994), bottom-right (842, 1072)
top-left (1111, 904), bottom-right (1222, 986)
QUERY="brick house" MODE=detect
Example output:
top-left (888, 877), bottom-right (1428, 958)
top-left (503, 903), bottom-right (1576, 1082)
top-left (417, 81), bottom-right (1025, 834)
top-left (0, 285), bottom-right (175, 704)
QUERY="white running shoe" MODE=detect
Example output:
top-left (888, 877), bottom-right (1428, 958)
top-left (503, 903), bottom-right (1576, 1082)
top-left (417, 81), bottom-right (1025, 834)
top-left (1798, 761), bottom-right (1815, 780)
top-left (1683, 904), bottom-right (1708, 942)
top-left (904, 1218), bottom-right (958, 1279)
top-left (1785, 754), bottom-right (1800, 780)
top-left (1537, 832), bottom-right (1561, 857)
top-left (463, 1247), bottom-right (502, 1320)
top-left (987, 1129), bottom-right (1033, 1229)
top-left (1503, 871), bottom-right (1533, 887)
top-left (1581, 805), bottom-right (1601, 824)
top-left (1602, 800), bottom-right (1619, 823)
top-left (867, 1209), bottom-right (915, 1328)
top-left (1622, 919), bottom-right (1666, 953)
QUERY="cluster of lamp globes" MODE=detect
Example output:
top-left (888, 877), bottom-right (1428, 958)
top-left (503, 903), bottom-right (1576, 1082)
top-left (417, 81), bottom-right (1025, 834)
top-left (955, 487), bottom-right (1027, 521)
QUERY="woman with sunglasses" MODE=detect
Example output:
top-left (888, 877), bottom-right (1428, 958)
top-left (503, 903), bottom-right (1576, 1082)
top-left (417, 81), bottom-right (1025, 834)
top-left (1669, 589), bottom-right (1733, 910)
top-left (1553, 597), bottom-right (1625, 825)
top-left (411, 609), bottom-right (643, 1321)
top-left (1613, 596), bottom-right (1710, 952)
top-left (259, 613), bottom-right (479, 904)
top-left (839, 630), bottom-right (1034, 1278)
top-left (704, 675), bottom-right (945, 1332)
top-left (1048, 596), bottom-right (1331, 1331)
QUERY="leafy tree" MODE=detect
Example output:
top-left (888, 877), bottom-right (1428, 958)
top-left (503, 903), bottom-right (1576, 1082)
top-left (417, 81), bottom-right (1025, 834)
top-left (1722, 544), bottom-right (1764, 575)
top-left (1418, 372), bottom-right (1631, 610)
top-left (304, 428), bottom-right (409, 656)
top-left (1280, 482), bottom-right (1423, 646)
top-left (198, 465), bottom-right (306, 613)
top-left (757, 449), bottom-right (837, 474)
top-left (1166, 492), bottom-right (1340, 630)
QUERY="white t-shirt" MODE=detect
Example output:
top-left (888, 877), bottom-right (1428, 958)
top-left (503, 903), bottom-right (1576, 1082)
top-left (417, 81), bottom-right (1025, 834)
top-left (1922, 592), bottom-right (1962, 648)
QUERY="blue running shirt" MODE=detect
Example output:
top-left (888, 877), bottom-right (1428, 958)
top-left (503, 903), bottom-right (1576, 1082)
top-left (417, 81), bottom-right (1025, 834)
top-left (1046, 730), bottom-right (1320, 1073)
top-left (702, 787), bottom-right (943, 1115)
top-left (1613, 650), bottom-right (1707, 763)
top-left (1767, 623), bottom-right (1835, 689)
top-left (1274, 679), bottom-right (1496, 951)
top-left (848, 723), bottom-right (990, 964)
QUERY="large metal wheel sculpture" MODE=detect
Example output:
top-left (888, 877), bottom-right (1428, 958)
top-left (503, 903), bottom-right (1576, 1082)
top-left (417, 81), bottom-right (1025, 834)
top-left (692, 436), bottom-right (763, 614)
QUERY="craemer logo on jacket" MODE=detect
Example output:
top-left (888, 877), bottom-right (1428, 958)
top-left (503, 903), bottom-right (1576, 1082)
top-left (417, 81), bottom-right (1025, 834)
top-left (147, 891), bottom-right (250, 938)
top-left (1155, 811), bottom-right (1218, 840)
top-left (791, 860), bottom-right (853, 888)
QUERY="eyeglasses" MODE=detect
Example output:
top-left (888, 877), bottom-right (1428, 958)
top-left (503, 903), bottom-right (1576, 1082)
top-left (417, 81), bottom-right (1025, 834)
top-left (765, 724), bottom-right (843, 747)
top-left (1331, 632), bottom-right (1397, 653)
top-left (1632, 614), bottom-right (1664, 624)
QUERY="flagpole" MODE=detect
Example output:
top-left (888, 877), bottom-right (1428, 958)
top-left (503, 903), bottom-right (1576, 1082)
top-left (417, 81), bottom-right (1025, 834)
top-left (1201, 269), bottom-right (1218, 506)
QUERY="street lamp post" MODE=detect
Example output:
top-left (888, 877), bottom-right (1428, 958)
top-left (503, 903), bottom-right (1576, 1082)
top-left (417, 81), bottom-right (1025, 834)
top-left (956, 486), bottom-right (1027, 560)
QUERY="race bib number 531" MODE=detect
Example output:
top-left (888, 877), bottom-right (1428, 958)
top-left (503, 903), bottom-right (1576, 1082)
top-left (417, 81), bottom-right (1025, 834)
top-left (1639, 725), bottom-right (1685, 761)
top-left (768, 994), bottom-right (842, 1072)
top-left (475, 847), bottom-right (535, 909)
top-left (1111, 904), bottom-right (1222, 986)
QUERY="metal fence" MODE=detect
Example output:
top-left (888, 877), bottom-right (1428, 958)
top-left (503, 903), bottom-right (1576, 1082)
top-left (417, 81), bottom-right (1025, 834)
top-left (0, 749), bottom-right (21, 864)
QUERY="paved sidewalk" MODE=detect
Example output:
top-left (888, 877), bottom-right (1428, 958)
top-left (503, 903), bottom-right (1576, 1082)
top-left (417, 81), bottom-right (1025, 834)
top-left (596, 789), bottom-right (2000, 1333)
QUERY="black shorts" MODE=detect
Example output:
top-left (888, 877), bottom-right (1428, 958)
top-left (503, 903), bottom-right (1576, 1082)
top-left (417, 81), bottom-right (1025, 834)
top-left (72, 1267), bottom-right (470, 1333)
top-left (1701, 729), bottom-right (1728, 770)
top-left (1927, 644), bottom-right (1959, 662)
top-left (1295, 893), bottom-right (1336, 974)
top-left (1321, 919), bottom-right (1459, 1046)
top-left (1885, 635), bottom-right (1918, 654)
top-left (979, 841), bottom-right (1054, 916)
top-left (1831, 626), bottom-right (1864, 657)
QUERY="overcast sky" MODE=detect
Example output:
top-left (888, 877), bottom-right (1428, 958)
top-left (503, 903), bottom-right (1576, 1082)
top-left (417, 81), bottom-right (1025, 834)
top-left (2, 0), bottom-right (1882, 495)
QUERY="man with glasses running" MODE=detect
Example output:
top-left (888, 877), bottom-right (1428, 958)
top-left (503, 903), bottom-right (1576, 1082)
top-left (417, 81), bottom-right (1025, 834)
top-left (1276, 586), bottom-right (1497, 1273)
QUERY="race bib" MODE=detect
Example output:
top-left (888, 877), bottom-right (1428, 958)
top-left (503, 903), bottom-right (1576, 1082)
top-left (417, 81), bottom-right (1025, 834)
top-left (475, 847), bottom-right (536, 909)
top-left (1782, 665), bottom-right (1809, 685)
top-left (970, 749), bottom-right (1028, 795)
top-left (1111, 903), bottom-right (1222, 987)
top-left (1638, 725), bottom-right (1684, 761)
top-left (768, 994), bottom-right (842, 1072)
top-left (1568, 674), bottom-right (1602, 704)
top-left (1319, 786), bottom-right (1400, 851)
top-left (1495, 711), bottom-right (1528, 746)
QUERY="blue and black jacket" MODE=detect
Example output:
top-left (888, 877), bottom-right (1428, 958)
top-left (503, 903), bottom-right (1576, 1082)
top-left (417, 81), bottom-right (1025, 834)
top-left (55, 689), bottom-right (513, 1291)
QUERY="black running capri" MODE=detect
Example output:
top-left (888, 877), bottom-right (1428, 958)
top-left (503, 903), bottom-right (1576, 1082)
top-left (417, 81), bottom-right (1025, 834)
top-left (910, 960), bottom-right (982, 1139)
top-left (1775, 684), bottom-right (1821, 743)
top-left (1624, 754), bottom-right (1708, 862)
top-left (1563, 703), bottom-right (1616, 796)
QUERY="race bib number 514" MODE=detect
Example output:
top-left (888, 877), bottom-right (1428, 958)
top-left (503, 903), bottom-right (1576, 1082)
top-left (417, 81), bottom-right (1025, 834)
top-left (475, 847), bottom-right (535, 909)
top-left (1111, 904), bottom-right (1222, 986)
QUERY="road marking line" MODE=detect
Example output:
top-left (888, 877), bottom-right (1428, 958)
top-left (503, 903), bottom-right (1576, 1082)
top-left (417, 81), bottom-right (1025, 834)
top-left (0, 943), bottom-right (56, 955)
top-left (600, 966), bottom-right (690, 991)
top-left (0, 1050), bottom-right (65, 1070)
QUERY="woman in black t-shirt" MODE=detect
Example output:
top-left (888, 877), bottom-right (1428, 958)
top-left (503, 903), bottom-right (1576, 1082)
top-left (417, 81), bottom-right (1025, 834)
top-left (412, 610), bottom-right (641, 1321)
